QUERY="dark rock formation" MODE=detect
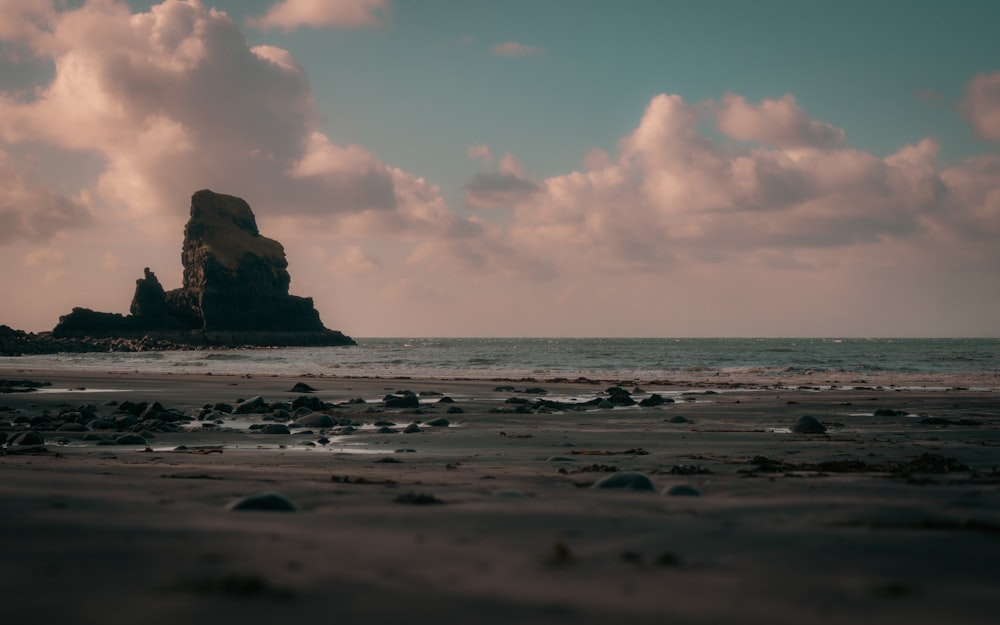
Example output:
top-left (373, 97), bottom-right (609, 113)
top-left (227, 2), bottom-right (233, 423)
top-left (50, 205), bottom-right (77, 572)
top-left (49, 190), bottom-right (354, 348)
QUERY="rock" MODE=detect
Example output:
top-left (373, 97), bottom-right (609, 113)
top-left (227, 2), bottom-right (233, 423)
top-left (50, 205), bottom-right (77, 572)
top-left (591, 472), bottom-right (655, 491)
top-left (115, 434), bottom-right (147, 445)
top-left (288, 382), bottom-right (317, 393)
top-left (293, 413), bottom-right (334, 428)
top-left (50, 190), bottom-right (355, 348)
top-left (446, 407), bottom-right (464, 414)
top-left (234, 396), bottom-right (268, 414)
top-left (260, 424), bottom-right (291, 435)
top-left (639, 394), bottom-right (674, 407)
top-left (402, 423), bottom-right (421, 434)
top-left (11, 430), bottom-right (45, 446)
top-left (227, 492), bottom-right (297, 512)
top-left (385, 394), bottom-right (420, 409)
top-left (667, 416), bottom-right (691, 423)
top-left (791, 415), bottom-right (827, 434)
top-left (874, 408), bottom-right (907, 417)
top-left (57, 422), bottom-right (87, 432)
top-left (605, 386), bottom-right (636, 406)
top-left (424, 417), bottom-right (450, 427)
top-left (292, 395), bottom-right (327, 411)
top-left (664, 484), bottom-right (701, 497)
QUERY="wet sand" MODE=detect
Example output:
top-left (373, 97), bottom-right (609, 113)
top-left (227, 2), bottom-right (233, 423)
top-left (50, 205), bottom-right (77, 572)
top-left (2, 369), bottom-right (999, 624)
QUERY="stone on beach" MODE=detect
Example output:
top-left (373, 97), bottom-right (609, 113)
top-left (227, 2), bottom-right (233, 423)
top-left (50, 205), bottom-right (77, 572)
top-left (791, 415), bottom-right (827, 434)
top-left (260, 424), bottom-right (291, 435)
top-left (591, 471), bottom-right (656, 491)
top-left (293, 413), bottom-right (335, 428)
top-left (664, 484), bottom-right (702, 497)
top-left (10, 430), bottom-right (45, 446)
top-left (234, 396), bottom-right (268, 414)
top-left (226, 492), bottom-right (298, 512)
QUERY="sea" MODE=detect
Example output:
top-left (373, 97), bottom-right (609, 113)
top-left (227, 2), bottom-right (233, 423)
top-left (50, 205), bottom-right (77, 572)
top-left (1, 338), bottom-right (998, 383)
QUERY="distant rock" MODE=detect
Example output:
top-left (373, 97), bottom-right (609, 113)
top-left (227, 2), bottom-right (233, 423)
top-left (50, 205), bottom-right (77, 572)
top-left (46, 190), bottom-right (354, 349)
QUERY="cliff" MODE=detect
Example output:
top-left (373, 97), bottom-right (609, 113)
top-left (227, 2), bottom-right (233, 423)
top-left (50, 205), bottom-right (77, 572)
top-left (49, 190), bottom-right (354, 348)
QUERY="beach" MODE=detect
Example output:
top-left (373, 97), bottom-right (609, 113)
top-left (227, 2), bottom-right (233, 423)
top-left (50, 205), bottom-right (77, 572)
top-left (2, 369), bottom-right (998, 624)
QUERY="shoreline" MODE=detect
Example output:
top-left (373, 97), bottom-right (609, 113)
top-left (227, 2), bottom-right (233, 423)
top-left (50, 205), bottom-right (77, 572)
top-left (2, 369), bottom-right (998, 624)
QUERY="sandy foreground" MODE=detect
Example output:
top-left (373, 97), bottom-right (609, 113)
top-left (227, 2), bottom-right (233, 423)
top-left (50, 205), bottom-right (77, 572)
top-left (1, 368), bottom-right (999, 625)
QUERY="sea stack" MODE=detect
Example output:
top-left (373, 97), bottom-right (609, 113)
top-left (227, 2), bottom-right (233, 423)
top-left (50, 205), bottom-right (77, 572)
top-left (52, 190), bottom-right (354, 347)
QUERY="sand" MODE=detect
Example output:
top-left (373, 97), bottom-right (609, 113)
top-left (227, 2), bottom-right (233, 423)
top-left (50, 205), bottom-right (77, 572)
top-left (1, 369), bottom-right (998, 624)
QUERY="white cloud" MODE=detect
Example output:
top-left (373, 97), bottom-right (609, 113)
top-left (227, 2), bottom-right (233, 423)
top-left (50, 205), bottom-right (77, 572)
top-left (248, 0), bottom-right (389, 32)
top-left (492, 42), bottom-right (544, 57)
top-left (0, 0), bottom-right (457, 234)
top-left (962, 71), bottom-right (1000, 142)
top-left (715, 93), bottom-right (846, 149)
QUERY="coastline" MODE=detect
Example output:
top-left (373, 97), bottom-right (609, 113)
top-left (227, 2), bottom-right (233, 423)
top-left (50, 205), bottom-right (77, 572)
top-left (2, 369), bottom-right (998, 624)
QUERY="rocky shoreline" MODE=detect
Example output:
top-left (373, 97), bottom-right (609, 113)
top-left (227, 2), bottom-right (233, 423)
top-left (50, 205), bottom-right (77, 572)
top-left (0, 324), bottom-right (354, 355)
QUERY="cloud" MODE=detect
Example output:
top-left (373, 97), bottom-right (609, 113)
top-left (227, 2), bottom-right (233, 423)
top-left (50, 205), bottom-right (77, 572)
top-left (715, 93), bottom-right (846, 149)
top-left (248, 0), bottom-right (389, 31)
top-left (962, 71), bottom-right (1000, 142)
top-left (467, 143), bottom-right (493, 164)
top-left (0, 0), bottom-right (455, 234)
top-left (492, 42), bottom-right (544, 57)
top-left (0, 0), bottom-right (55, 51)
top-left (465, 152), bottom-right (540, 208)
top-left (496, 93), bottom-right (962, 276)
top-left (0, 149), bottom-right (92, 244)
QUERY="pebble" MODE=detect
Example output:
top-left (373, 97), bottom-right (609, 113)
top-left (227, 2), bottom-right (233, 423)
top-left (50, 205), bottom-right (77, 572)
top-left (791, 415), bottom-right (827, 434)
top-left (664, 484), bottom-right (701, 497)
top-left (260, 424), bottom-right (291, 435)
top-left (591, 471), bottom-right (656, 492)
top-left (11, 430), bottom-right (45, 446)
top-left (293, 413), bottom-right (335, 428)
top-left (227, 492), bottom-right (298, 512)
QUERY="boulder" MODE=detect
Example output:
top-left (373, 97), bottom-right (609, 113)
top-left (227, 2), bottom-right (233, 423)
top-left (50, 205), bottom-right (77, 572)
top-left (791, 415), bottom-right (827, 434)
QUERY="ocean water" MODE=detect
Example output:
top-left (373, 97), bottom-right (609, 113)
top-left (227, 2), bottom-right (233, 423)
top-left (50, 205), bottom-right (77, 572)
top-left (1, 338), bottom-right (998, 382)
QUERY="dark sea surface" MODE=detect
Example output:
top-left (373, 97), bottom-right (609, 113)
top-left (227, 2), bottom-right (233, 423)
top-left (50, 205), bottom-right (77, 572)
top-left (2, 338), bottom-right (998, 382)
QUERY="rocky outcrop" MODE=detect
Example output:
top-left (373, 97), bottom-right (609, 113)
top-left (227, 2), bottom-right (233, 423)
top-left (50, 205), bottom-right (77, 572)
top-left (49, 190), bottom-right (354, 348)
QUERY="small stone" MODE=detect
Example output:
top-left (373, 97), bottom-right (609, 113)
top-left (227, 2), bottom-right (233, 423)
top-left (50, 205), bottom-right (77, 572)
top-left (424, 417), bottom-right (450, 427)
top-left (11, 430), bottom-right (45, 446)
top-left (288, 382), bottom-right (317, 393)
top-left (233, 396), bottom-right (268, 414)
top-left (403, 423), bottom-right (421, 434)
top-left (115, 434), bottom-right (147, 445)
top-left (664, 484), bottom-right (701, 497)
top-left (791, 415), bottom-right (827, 434)
top-left (260, 424), bottom-right (291, 435)
top-left (227, 492), bottom-right (297, 512)
top-left (293, 413), bottom-right (334, 428)
top-left (591, 471), bottom-right (656, 492)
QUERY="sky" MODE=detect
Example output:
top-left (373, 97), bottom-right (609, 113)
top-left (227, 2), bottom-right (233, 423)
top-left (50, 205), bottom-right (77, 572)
top-left (1, 0), bottom-right (999, 338)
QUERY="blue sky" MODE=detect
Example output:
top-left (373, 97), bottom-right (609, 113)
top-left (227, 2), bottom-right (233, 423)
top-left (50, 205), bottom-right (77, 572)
top-left (1, 0), bottom-right (999, 336)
